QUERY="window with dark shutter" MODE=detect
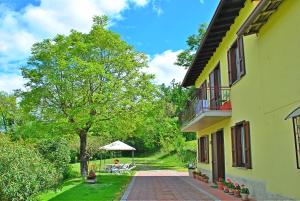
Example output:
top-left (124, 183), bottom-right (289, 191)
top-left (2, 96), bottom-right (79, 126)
top-left (231, 121), bottom-right (252, 168)
top-left (293, 116), bottom-right (300, 169)
top-left (198, 135), bottom-right (209, 164)
top-left (197, 138), bottom-right (201, 162)
top-left (227, 37), bottom-right (246, 86)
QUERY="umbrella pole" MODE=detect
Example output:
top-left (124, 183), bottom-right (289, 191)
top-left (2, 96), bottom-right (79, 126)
top-left (100, 153), bottom-right (102, 172)
top-left (132, 150), bottom-right (135, 164)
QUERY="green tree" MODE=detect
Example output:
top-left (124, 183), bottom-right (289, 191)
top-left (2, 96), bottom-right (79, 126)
top-left (0, 136), bottom-right (60, 201)
top-left (0, 92), bottom-right (17, 132)
top-left (175, 23), bottom-right (207, 69)
top-left (20, 16), bottom-right (155, 176)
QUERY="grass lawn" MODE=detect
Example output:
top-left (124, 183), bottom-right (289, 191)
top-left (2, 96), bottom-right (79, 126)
top-left (38, 152), bottom-right (188, 201)
top-left (39, 174), bottom-right (132, 201)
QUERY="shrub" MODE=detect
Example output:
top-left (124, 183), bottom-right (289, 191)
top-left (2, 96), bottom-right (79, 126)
top-left (36, 138), bottom-right (71, 179)
top-left (0, 137), bottom-right (60, 201)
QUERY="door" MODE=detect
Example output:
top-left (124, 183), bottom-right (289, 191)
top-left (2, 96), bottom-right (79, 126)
top-left (209, 64), bottom-right (221, 110)
top-left (212, 130), bottom-right (225, 183)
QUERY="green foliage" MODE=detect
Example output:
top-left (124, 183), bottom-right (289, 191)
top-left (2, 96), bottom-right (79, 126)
top-left (175, 23), bottom-right (207, 69)
top-left (0, 92), bottom-right (17, 132)
top-left (19, 15), bottom-right (156, 175)
top-left (36, 138), bottom-right (71, 179)
top-left (0, 136), bottom-right (60, 201)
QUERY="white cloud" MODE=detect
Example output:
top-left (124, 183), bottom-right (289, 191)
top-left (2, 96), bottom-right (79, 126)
top-left (0, 0), bottom-right (151, 92)
top-left (0, 74), bottom-right (26, 92)
top-left (0, 0), bottom-right (151, 72)
top-left (130, 0), bottom-right (149, 7)
top-left (152, 0), bottom-right (163, 16)
top-left (145, 50), bottom-right (187, 85)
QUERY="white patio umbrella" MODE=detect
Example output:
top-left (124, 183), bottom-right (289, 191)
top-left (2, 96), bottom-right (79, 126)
top-left (99, 140), bottom-right (136, 169)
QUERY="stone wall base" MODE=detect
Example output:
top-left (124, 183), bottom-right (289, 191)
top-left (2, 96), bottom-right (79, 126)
top-left (197, 167), bottom-right (293, 200)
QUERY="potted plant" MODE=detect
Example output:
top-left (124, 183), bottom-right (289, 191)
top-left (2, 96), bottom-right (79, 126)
top-left (188, 163), bottom-right (195, 177)
top-left (227, 180), bottom-right (235, 195)
top-left (223, 181), bottom-right (229, 193)
top-left (202, 174), bottom-right (209, 183)
top-left (86, 169), bottom-right (97, 184)
top-left (192, 170), bottom-right (197, 179)
top-left (217, 177), bottom-right (224, 190)
top-left (240, 185), bottom-right (250, 201)
top-left (200, 174), bottom-right (206, 181)
top-left (197, 172), bottom-right (202, 181)
top-left (234, 183), bottom-right (241, 197)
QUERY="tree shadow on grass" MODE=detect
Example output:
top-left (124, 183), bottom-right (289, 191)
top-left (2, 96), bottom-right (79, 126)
top-left (48, 174), bottom-right (131, 201)
top-left (157, 151), bottom-right (176, 160)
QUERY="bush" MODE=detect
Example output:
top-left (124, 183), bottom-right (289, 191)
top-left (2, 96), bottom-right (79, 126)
top-left (0, 137), bottom-right (60, 201)
top-left (36, 138), bottom-right (71, 179)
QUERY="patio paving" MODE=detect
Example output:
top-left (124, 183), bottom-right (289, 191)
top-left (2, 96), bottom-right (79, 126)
top-left (122, 170), bottom-right (218, 201)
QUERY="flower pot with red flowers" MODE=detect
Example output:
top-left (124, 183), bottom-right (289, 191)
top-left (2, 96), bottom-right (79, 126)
top-left (86, 170), bottom-right (97, 184)
top-left (227, 182), bottom-right (235, 195)
top-left (234, 183), bottom-right (241, 197)
top-left (223, 185), bottom-right (229, 193)
top-left (217, 177), bottom-right (224, 190)
top-left (240, 185), bottom-right (250, 201)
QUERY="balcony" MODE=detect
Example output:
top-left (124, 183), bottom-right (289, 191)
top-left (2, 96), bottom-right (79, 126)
top-left (180, 87), bottom-right (232, 132)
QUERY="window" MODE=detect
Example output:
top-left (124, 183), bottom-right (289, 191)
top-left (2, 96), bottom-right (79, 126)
top-left (198, 135), bottom-right (209, 163)
top-left (227, 37), bottom-right (245, 85)
top-left (293, 116), bottom-right (300, 169)
top-left (231, 121), bottom-right (251, 168)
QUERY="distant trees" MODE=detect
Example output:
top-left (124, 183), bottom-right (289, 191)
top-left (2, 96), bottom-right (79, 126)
top-left (0, 92), bottom-right (17, 132)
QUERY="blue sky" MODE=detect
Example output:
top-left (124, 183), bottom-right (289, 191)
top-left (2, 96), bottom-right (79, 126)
top-left (0, 0), bottom-right (218, 92)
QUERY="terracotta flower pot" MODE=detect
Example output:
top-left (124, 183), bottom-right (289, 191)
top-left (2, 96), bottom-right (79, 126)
top-left (229, 188), bottom-right (234, 195)
top-left (217, 182), bottom-right (224, 190)
top-left (241, 193), bottom-right (249, 201)
top-left (223, 186), bottom-right (229, 193)
top-left (203, 178), bottom-right (209, 183)
top-left (234, 190), bottom-right (241, 197)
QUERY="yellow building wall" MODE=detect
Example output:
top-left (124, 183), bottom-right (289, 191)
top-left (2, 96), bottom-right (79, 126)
top-left (194, 0), bottom-right (300, 199)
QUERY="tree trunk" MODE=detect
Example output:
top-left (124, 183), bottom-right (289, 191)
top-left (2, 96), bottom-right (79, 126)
top-left (79, 130), bottom-right (88, 177)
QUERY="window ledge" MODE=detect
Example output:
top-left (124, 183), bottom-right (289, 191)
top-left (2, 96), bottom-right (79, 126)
top-left (234, 166), bottom-right (251, 170)
top-left (230, 74), bottom-right (245, 88)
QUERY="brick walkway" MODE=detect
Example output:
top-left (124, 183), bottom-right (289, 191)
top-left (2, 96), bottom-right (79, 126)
top-left (122, 170), bottom-right (218, 201)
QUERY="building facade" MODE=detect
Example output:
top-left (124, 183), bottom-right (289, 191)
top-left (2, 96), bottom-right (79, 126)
top-left (180, 0), bottom-right (300, 199)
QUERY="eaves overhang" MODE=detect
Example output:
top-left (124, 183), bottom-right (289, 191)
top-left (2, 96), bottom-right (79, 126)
top-left (182, 0), bottom-right (246, 87)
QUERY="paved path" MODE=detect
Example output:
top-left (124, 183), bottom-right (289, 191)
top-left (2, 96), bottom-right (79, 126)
top-left (121, 170), bottom-right (218, 201)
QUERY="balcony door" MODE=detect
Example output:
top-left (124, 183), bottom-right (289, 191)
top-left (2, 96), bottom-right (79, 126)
top-left (212, 130), bottom-right (225, 183)
top-left (209, 64), bottom-right (221, 110)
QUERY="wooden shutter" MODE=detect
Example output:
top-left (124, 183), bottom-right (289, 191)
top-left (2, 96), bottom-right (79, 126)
top-left (204, 135), bottom-right (209, 163)
top-left (231, 126), bottom-right (237, 167)
top-left (243, 121), bottom-right (252, 169)
top-left (227, 50), bottom-right (232, 86)
top-left (238, 37), bottom-right (246, 77)
top-left (197, 138), bottom-right (201, 162)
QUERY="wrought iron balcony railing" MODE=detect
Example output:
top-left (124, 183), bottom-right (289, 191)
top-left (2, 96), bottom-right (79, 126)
top-left (179, 87), bottom-right (231, 127)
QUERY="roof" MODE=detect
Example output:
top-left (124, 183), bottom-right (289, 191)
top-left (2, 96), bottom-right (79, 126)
top-left (99, 140), bottom-right (136, 151)
top-left (182, 0), bottom-right (246, 87)
top-left (237, 0), bottom-right (284, 36)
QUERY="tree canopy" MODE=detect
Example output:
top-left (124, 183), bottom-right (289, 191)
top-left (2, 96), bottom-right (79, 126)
top-left (20, 16), bottom-right (155, 176)
top-left (175, 23), bottom-right (207, 69)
